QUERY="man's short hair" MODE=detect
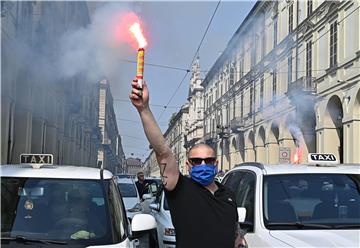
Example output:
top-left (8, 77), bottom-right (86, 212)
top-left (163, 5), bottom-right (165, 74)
top-left (137, 171), bottom-right (144, 176)
top-left (187, 143), bottom-right (216, 157)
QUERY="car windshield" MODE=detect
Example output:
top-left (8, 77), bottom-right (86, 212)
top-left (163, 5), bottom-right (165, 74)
top-left (263, 174), bottom-right (360, 230)
top-left (1, 177), bottom-right (115, 245)
top-left (118, 183), bottom-right (137, 197)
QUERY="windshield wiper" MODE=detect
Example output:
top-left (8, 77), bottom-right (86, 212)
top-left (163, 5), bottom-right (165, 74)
top-left (332, 224), bottom-right (360, 229)
top-left (1, 235), bottom-right (67, 245)
top-left (266, 222), bottom-right (332, 229)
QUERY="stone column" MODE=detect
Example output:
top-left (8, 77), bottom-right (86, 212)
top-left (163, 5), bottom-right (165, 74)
top-left (266, 142), bottom-right (279, 164)
top-left (13, 109), bottom-right (32, 163)
top-left (1, 98), bottom-right (13, 164)
top-left (343, 120), bottom-right (360, 163)
top-left (31, 117), bottom-right (45, 153)
top-left (45, 124), bottom-right (58, 157)
top-left (317, 127), bottom-right (341, 161)
top-left (245, 147), bottom-right (255, 162)
top-left (255, 145), bottom-right (266, 163)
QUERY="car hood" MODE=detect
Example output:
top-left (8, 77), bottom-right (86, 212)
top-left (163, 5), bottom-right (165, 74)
top-left (122, 197), bottom-right (139, 210)
top-left (269, 229), bottom-right (360, 248)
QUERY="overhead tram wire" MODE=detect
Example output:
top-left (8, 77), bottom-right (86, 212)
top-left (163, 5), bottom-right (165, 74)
top-left (113, 98), bottom-right (181, 109)
top-left (157, 0), bottom-right (222, 121)
top-left (157, 71), bottom-right (189, 121)
top-left (119, 59), bottom-right (189, 72)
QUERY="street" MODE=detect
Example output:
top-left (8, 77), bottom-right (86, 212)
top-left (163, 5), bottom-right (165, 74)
top-left (1, 1), bottom-right (360, 248)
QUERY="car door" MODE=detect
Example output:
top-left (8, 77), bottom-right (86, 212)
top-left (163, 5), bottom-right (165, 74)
top-left (223, 170), bottom-right (257, 246)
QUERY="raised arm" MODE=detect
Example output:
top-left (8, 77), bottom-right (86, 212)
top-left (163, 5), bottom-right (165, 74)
top-left (129, 80), bottom-right (179, 191)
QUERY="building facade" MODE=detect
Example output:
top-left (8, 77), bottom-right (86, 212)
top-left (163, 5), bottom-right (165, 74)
top-left (143, 104), bottom-right (189, 176)
top-left (125, 157), bottom-right (143, 175)
top-left (184, 57), bottom-right (205, 149)
top-left (1, 2), bottom-right (126, 170)
top-left (201, 0), bottom-right (359, 170)
top-left (97, 79), bottom-right (126, 173)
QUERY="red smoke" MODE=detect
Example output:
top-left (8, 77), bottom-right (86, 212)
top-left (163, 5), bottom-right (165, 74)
top-left (112, 12), bottom-right (148, 50)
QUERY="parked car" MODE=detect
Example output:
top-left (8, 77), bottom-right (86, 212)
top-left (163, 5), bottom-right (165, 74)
top-left (149, 187), bottom-right (176, 248)
top-left (1, 153), bottom-right (157, 247)
top-left (117, 177), bottom-right (143, 221)
top-left (222, 154), bottom-right (360, 248)
top-left (141, 177), bottom-right (162, 214)
top-left (117, 174), bottom-right (136, 179)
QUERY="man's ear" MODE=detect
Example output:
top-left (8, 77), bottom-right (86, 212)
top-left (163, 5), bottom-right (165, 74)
top-left (185, 160), bottom-right (191, 173)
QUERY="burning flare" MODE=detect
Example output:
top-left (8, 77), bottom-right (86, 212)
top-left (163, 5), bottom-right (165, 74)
top-left (129, 22), bottom-right (147, 48)
top-left (292, 147), bottom-right (302, 164)
top-left (129, 21), bottom-right (147, 90)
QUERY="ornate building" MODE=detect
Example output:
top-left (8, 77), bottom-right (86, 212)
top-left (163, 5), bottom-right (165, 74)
top-left (1, 2), bottom-right (126, 171)
top-left (143, 104), bottom-right (189, 176)
top-left (97, 79), bottom-right (126, 173)
top-left (184, 57), bottom-right (205, 149)
top-left (202, 0), bottom-right (360, 170)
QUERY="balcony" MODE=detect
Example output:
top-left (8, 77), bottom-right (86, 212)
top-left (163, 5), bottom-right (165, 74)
top-left (287, 76), bottom-right (316, 95)
top-left (286, 76), bottom-right (317, 107)
top-left (230, 117), bottom-right (245, 133)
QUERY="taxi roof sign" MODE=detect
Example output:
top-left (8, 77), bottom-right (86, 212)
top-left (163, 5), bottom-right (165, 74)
top-left (20, 154), bottom-right (53, 166)
top-left (308, 153), bottom-right (338, 166)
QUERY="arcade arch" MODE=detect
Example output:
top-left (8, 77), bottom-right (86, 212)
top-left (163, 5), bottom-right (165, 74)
top-left (323, 95), bottom-right (343, 162)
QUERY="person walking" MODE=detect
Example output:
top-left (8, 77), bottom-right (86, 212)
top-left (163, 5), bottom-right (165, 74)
top-left (129, 79), bottom-right (246, 248)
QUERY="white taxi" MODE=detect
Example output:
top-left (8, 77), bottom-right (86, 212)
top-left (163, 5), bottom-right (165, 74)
top-left (222, 154), bottom-right (360, 248)
top-left (1, 154), bottom-right (157, 247)
top-left (149, 187), bottom-right (176, 248)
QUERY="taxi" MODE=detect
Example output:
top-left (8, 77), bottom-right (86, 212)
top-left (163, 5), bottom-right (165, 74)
top-left (222, 153), bottom-right (360, 248)
top-left (149, 186), bottom-right (176, 248)
top-left (1, 154), bottom-right (157, 247)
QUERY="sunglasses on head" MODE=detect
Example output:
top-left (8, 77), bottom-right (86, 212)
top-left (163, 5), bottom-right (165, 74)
top-left (188, 157), bottom-right (216, 166)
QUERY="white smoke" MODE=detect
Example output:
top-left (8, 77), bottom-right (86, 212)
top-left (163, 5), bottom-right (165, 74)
top-left (57, 3), bottom-right (135, 88)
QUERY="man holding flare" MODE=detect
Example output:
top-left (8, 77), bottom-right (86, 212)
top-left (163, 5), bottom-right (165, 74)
top-left (129, 79), bottom-right (246, 248)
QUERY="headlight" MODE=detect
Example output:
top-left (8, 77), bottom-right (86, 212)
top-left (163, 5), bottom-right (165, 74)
top-left (128, 203), bottom-right (143, 212)
top-left (164, 227), bottom-right (176, 236)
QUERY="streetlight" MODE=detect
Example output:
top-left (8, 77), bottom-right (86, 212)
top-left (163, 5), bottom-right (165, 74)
top-left (216, 124), bottom-right (229, 171)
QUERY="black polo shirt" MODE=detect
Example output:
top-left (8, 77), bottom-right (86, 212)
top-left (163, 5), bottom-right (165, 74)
top-left (135, 180), bottom-right (151, 198)
top-left (165, 174), bottom-right (238, 248)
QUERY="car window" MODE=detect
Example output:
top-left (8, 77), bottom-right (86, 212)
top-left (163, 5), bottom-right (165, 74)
top-left (263, 174), bottom-right (360, 229)
top-left (1, 177), bottom-right (112, 244)
top-left (108, 179), bottom-right (128, 243)
top-left (223, 170), bottom-right (256, 232)
top-left (118, 183), bottom-right (138, 197)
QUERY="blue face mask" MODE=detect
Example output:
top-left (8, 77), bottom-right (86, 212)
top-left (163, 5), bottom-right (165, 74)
top-left (190, 164), bottom-right (218, 186)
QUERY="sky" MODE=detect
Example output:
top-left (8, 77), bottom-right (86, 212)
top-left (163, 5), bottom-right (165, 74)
top-left (106, 1), bottom-right (256, 160)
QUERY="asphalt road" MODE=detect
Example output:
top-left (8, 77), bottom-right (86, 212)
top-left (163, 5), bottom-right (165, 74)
top-left (137, 232), bottom-right (156, 248)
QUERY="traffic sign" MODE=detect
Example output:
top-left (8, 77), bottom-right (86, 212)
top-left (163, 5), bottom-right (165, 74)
top-left (279, 147), bottom-right (291, 163)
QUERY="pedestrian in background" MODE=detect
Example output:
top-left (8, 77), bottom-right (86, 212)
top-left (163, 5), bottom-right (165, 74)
top-left (135, 171), bottom-right (151, 199)
top-left (129, 79), bottom-right (246, 248)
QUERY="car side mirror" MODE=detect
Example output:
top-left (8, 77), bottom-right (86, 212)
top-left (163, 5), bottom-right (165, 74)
top-left (142, 193), bottom-right (153, 200)
top-left (149, 203), bottom-right (160, 211)
top-left (131, 213), bottom-right (157, 232)
top-left (237, 207), bottom-right (246, 223)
